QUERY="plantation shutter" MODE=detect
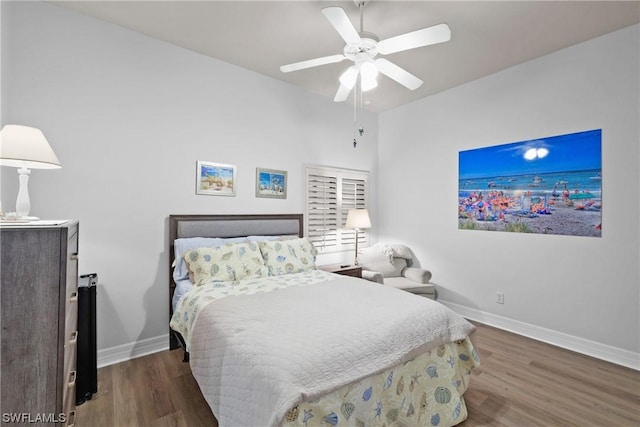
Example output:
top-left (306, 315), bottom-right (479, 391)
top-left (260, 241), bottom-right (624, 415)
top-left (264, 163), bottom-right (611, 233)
top-left (341, 177), bottom-right (368, 248)
top-left (305, 165), bottom-right (369, 253)
top-left (306, 169), bottom-right (339, 250)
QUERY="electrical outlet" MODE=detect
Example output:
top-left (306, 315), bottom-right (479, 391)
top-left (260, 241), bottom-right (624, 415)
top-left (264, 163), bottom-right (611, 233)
top-left (496, 291), bottom-right (504, 304)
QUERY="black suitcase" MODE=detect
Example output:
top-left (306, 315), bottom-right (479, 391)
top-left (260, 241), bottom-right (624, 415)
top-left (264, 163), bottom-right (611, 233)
top-left (76, 273), bottom-right (98, 405)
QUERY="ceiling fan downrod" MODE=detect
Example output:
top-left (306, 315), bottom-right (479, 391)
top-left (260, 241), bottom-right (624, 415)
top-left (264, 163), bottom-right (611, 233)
top-left (356, 1), bottom-right (378, 43)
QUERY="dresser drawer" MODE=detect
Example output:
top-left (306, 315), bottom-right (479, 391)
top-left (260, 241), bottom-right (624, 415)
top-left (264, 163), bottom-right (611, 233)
top-left (65, 227), bottom-right (79, 304)
top-left (65, 291), bottom-right (78, 337)
top-left (63, 302), bottom-right (78, 388)
top-left (62, 368), bottom-right (77, 427)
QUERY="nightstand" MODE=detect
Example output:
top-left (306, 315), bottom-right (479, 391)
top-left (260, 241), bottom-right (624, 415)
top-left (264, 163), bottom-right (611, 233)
top-left (318, 264), bottom-right (362, 278)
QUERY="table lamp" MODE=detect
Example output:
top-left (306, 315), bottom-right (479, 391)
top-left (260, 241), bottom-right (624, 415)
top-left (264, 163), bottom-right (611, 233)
top-left (345, 208), bottom-right (371, 265)
top-left (0, 125), bottom-right (61, 220)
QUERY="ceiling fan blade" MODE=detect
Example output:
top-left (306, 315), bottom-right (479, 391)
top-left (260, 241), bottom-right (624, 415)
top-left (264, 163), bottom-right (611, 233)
top-left (334, 84), bottom-right (352, 102)
top-left (377, 23), bottom-right (451, 55)
top-left (280, 54), bottom-right (346, 73)
top-left (322, 7), bottom-right (361, 45)
top-left (375, 58), bottom-right (423, 90)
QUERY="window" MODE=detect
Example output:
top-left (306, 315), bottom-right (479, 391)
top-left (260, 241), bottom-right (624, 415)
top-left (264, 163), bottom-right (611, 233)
top-left (304, 165), bottom-right (369, 253)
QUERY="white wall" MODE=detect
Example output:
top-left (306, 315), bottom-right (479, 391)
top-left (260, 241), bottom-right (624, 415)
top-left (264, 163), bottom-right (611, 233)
top-left (1, 1), bottom-right (378, 356)
top-left (379, 24), bottom-right (639, 367)
top-left (3, 1), bottom-right (638, 369)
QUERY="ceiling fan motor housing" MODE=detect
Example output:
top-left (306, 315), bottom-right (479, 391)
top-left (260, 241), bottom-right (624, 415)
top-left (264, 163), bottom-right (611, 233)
top-left (344, 34), bottom-right (379, 62)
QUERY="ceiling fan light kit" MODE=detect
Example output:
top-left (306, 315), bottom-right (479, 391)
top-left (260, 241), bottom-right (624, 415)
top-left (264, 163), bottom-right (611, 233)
top-left (339, 66), bottom-right (359, 89)
top-left (359, 61), bottom-right (378, 92)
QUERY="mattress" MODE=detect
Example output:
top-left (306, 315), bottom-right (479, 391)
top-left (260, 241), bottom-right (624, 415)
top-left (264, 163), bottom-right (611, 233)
top-left (170, 270), bottom-right (479, 426)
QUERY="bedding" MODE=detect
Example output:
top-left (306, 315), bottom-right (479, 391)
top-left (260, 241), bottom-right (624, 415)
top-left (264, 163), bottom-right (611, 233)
top-left (168, 215), bottom-right (479, 427)
top-left (171, 269), bottom-right (334, 348)
top-left (171, 270), bottom-right (477, 427)
top-left (170, 235), bottom-right (313, 312)
top-left (287, 338), bottom-right (478, 426)
top-left (172, 278), bottom-right (195, 312)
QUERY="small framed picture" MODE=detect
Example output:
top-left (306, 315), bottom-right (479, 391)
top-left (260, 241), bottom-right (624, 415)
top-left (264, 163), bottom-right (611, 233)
top-left (196, 161), bottom-right (236, 196)
top-left (256, 167), bottom-right (287, 199)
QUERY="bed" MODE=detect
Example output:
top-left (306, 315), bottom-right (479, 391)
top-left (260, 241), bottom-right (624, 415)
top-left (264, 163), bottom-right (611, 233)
top-left (168, 214), bottom-right (479, 427)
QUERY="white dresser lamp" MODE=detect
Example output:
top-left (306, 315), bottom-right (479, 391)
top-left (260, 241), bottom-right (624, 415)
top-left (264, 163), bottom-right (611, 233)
top-left (0, 125), bottom-right (61, 220)
top-left (345, 208), bottom-right (371, 265)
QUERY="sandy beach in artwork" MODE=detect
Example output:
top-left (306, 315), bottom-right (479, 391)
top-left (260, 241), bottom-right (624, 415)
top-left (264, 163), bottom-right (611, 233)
top-left (459, 204), bottom-right (601, 237)
top-left (458, 170), bottom-right (602, 237)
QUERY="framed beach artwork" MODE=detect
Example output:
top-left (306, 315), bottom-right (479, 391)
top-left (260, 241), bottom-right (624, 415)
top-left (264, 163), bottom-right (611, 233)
top-left (458, 129), bottom-right (602, 237)
top-left (256, 167), bottom-right (287, 199)
top-left (196, 161), bottom-right (236, 196)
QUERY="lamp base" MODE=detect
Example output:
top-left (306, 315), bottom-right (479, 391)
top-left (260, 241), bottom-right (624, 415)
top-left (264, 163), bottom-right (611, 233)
top-left (16, 167), bottom-right (32, 218)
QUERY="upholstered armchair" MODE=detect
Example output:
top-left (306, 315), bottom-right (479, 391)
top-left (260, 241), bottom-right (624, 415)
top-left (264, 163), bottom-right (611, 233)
top-left (359, 244), bottom-right (436, 299)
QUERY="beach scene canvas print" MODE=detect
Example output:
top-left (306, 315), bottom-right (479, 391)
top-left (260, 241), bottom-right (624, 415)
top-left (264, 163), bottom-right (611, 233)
top-left (196, 161), bottom-right (236, 196)
top-left (458, 129), bottom-right (602, 237)
top-left (256, 168), bottom-right (287, 199)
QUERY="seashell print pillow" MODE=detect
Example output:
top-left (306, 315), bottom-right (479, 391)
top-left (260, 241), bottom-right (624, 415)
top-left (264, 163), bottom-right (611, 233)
top-left (173, 236), bottom-right (249, 283)
top-left (183, 242), bottom-right (268, 285)
top-left (173, 237), bottom-right (224, 282)
top-left (258, 238), bottom-right (318, 276)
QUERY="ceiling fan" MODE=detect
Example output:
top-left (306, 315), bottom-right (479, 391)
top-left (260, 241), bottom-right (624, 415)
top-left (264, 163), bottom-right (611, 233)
top-left (280, 1), bottom-right (451, 102)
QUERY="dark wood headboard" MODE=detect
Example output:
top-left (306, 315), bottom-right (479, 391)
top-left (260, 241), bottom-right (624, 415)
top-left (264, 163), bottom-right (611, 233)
top-left (168, 214), bottom-right (303, 349)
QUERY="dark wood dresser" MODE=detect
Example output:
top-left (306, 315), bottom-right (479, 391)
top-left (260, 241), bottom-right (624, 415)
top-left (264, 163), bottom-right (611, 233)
top-left (1, 221), bottom-right (79, 426)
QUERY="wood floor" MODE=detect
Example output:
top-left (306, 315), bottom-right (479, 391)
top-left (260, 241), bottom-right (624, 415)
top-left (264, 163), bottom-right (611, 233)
top-left (75, 323), bottom-right (640, 426)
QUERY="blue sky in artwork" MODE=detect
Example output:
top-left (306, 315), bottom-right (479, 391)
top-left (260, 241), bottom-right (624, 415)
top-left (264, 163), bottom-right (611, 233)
top-left (201, 165), bottom-right (233, 180)
top-left (259, 172), bottom-right (271, 187)
top-left (459, 129), bottom-right (601, 180)
top-left (259, 172), bottom-right (285, 188)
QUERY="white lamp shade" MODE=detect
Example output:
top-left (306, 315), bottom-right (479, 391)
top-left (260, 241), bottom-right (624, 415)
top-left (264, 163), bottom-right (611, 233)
top-left (345, 208), bottom-right (371, 229)
top-left (0, 125), bottom-right (61, 169)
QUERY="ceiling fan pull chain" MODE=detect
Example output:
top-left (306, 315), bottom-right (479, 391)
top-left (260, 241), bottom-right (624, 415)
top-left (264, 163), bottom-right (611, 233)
top-left (359, 78), bottom-right (365, 138)
top-left (353, 80), bottom-right (358, 148)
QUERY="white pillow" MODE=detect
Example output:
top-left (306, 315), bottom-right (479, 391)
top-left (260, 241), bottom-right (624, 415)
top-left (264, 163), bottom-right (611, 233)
top-left (247, 235), bottom-right (281, 242)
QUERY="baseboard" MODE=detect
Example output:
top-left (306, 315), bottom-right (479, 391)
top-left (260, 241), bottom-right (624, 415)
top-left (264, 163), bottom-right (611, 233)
top-left (97, 334), bottom-right (169, 368)
top-left (97, 306), bottom-right (639, 371)
top-left (439, 300), bottom-right (640, 371)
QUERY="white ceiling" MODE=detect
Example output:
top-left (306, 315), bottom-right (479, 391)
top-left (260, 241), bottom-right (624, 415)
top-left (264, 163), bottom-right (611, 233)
top-left (51, 1), bottom-right (640, 112)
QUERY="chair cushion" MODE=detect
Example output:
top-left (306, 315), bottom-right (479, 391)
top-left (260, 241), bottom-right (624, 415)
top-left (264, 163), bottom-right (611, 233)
top-left (359, 247), bottom-right (407, 277)
top-left (384, 277), bottom-right (436, 295)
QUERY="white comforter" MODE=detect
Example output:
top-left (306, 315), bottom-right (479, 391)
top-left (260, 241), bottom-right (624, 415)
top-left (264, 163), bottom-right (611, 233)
top-left (185, 273), bottom-right (475, 427)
